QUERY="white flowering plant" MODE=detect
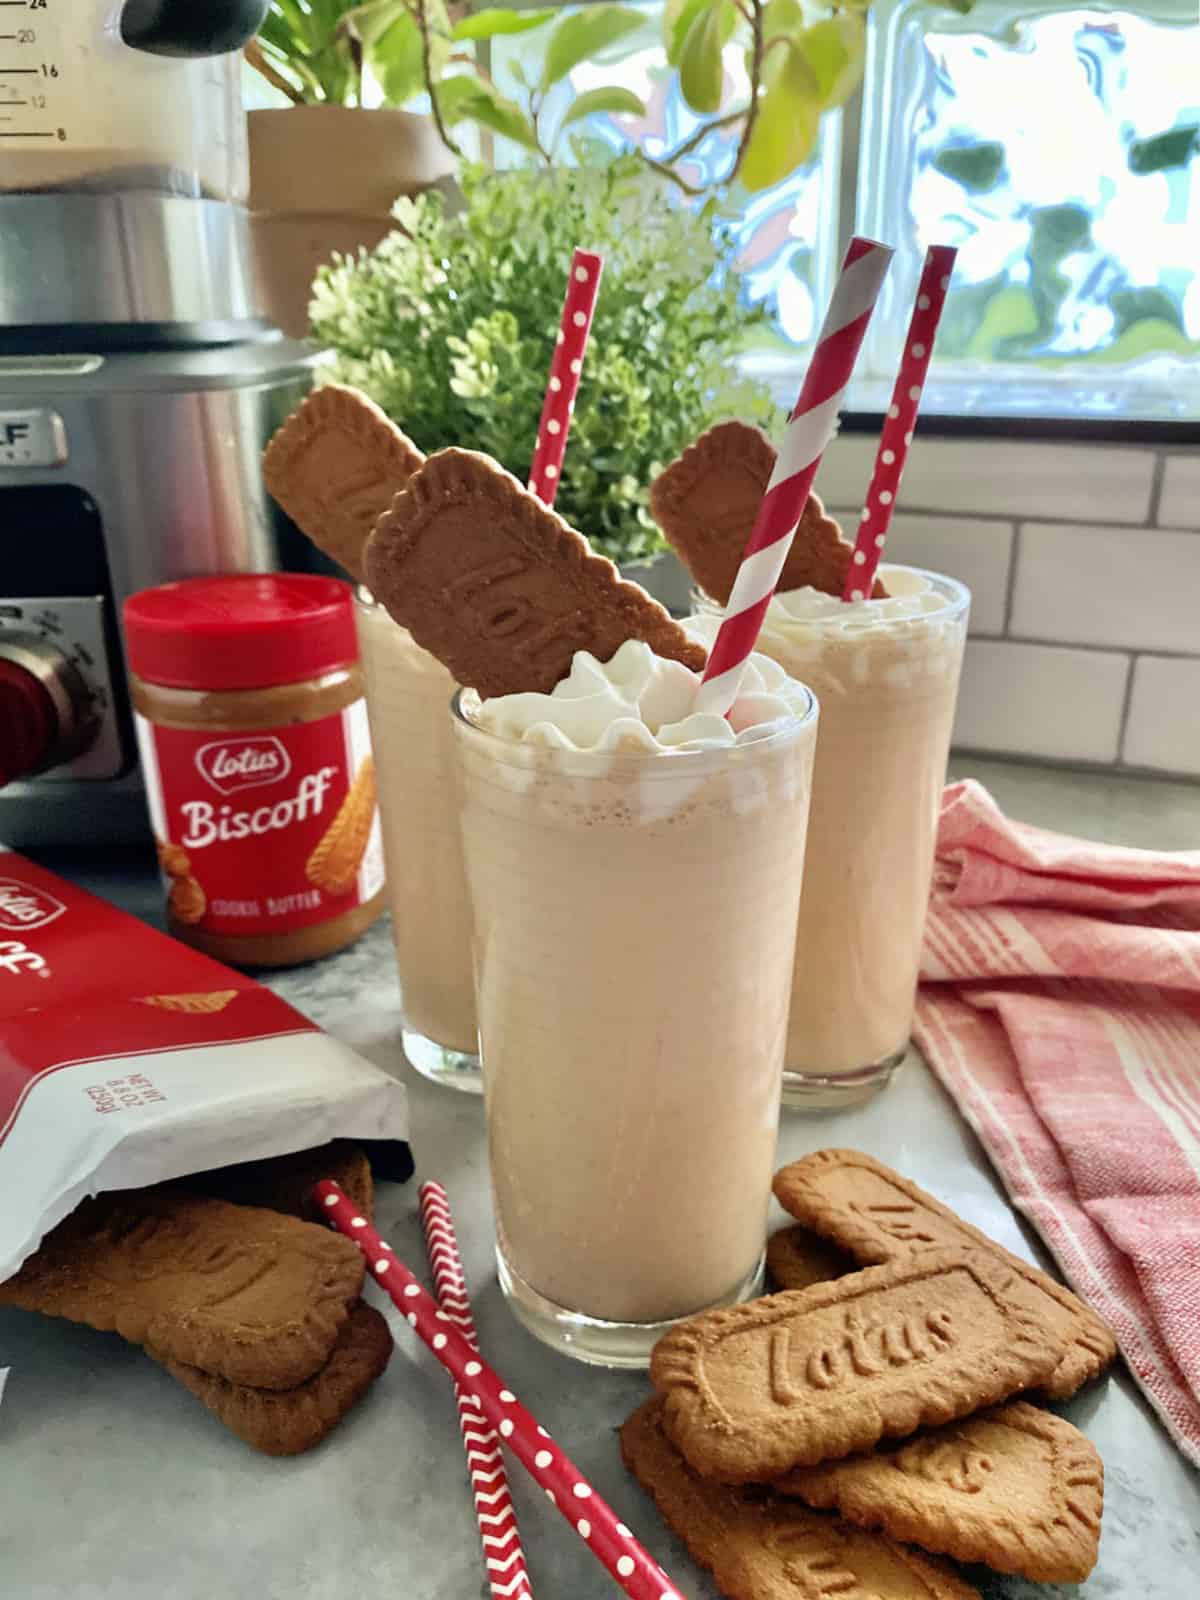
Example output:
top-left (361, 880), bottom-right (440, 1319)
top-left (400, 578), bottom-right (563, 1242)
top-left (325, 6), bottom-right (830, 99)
top-left (310, 158), bottom-right (774, 564)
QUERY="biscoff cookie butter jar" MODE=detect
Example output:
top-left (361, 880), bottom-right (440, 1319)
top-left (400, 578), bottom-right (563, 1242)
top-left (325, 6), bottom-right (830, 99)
top-left (124, 575), bottom-right (385, 967)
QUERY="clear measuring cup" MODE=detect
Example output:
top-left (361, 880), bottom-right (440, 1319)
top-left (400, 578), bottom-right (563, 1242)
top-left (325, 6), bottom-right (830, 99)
top-left (0, 1), bottom-right (265, 201)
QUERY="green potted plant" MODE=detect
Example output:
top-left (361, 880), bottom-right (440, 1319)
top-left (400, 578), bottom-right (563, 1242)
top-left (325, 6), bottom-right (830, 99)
top-left (309, 157), bottom-right (774, 597)
top-left (245, 4), bottom-right (444, 335)
top-left (245, 0), bottom-right (918, 336)
top-left (412, 0), bottom-right (873, 197)
top-left (246, 0), bottom-right (568, 335)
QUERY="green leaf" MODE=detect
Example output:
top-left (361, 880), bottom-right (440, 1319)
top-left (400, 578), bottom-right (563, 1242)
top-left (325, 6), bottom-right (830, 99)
top-left (305, 0), bottom-right (353, 48)
top-left (795, 14), bottom-right (865, 110)
top-left (436, 77), bottom-right (539, 150)
top-left (740, 41), bottom-right (818, 191)
top-left (761, 0), bottom-right (804, 44)
top-left (371, 10), bottom-right (425, 106)
top-left (664, 0), bottom-right (705, 65)
top-left (540, 5), bottom-right (643, 90)
top-left (559, 86), bottom-right (647, 131)
top-left (340, 0), bottom-right (410, 50)
top-left (664, 0), bottom-right (735, 66)
top-left (259, 9), bottom-right (309, 54)
top-left (435, 75), bottom-right (488, 119)
top-left (679, 3), bottom-right (726, 115)
top-left (451, 7), bottom-right (557, 41)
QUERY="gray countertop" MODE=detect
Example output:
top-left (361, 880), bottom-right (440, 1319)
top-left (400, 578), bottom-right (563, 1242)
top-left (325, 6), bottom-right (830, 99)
top-left (2, 756), bottom-right (1197, 1598)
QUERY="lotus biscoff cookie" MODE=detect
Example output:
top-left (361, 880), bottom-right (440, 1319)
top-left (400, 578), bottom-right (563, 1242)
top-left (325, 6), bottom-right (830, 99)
top-left (364, 446), bottom-right (707, 698)
top-left (772, 1150), bottom-right (1117, 1399)
top-left (650, 1250), bottom-right (1060, 1482)
top-left (650, 421), bottom-right (887, 606)
top-left (766, 1225), bottom-right (858, 1294)
top-left (262, 384), bottom-right (425, 584)
top-left (160, 1301), bottom-right (393, 1456)
top-left (0, 1190), bottom-right (364, 1390)
top-left (621, 1397), bottom-right (980, 1600)
top-left (776, 1400), bottom-right (1103, 1584)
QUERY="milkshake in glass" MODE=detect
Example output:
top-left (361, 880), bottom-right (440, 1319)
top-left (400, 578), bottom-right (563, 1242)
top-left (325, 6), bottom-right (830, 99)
top-left (355, 592), bottom-right (479, 1089)
top-left (452, 640), bottom-right (818, 1366)
top-left (692, 566), bottom-right (967, 1108)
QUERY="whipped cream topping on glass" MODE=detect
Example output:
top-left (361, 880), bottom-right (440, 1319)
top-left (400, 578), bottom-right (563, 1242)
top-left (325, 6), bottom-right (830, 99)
top-left (768, 566), bottom-right (943, 629)
top-left (686, 567), bottom-right (966, 697)
top-left (468, 638), bottom-right (810, 753)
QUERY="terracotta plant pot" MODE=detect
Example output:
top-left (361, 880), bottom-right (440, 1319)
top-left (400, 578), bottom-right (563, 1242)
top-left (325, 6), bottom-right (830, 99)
top-left (248, 105), bottom-right (456, 338)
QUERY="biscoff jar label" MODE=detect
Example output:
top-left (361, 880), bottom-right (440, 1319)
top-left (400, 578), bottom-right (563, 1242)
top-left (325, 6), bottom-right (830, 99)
top-left (135, 699), bottom-right (384, 939)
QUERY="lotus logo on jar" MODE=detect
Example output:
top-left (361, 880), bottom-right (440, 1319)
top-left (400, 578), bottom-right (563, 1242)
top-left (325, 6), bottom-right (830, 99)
top-left (194, 738), bottom-right (293, 795)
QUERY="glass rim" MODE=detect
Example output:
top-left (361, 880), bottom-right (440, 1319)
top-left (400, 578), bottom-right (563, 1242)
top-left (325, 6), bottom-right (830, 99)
top-left (448, 678), bottom-right (818, 776)
top-left (693, 564), bottom-right (970, 628)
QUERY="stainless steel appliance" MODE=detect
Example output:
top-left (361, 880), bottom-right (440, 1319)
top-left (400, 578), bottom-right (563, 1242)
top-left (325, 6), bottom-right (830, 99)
top-left (0, 1), bottom-right (320, 846)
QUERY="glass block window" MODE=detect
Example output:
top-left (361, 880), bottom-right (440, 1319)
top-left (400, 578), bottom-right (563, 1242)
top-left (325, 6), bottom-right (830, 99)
top-left (488, 8), bottom-right (840, 362)
top-left (858, 0), bottom-right (1200, 386)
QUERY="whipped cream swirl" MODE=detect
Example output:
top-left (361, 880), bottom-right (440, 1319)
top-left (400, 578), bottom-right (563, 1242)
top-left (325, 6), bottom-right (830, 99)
top-left (470, 639), bottom-right (810, 753)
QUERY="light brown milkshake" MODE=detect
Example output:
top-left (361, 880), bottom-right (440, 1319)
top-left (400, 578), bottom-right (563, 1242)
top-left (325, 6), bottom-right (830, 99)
top-left (355, 595), bottom-right (479, 1084)
top-left (452, 640), bottom-right (818, 1365)
top-left (694, 567), bottom-right (967, 1105)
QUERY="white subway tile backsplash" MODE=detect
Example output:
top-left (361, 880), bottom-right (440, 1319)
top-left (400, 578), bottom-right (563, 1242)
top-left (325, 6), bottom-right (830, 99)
top-left (818, 435), bottom-right (1155, 524)
top-left (953, 640), bottom-right (1128, 762)
top-left (1158, 456), bottom-right (1200, 530)
top-left (815, 437), bottom-right (883, 510)
top-left (829, 510), bottom-right (1013, 635)
top-left (1123, 657), bottom-right (1200, 777)
top-left (813, 433), bottom-right (1200, 775)
top-left (1012, 524), bottom-right (1200, 654)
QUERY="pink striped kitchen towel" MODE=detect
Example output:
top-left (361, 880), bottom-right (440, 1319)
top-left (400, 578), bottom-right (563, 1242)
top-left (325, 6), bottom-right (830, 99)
top-left (915, 779), bottom-right (1200, 1466)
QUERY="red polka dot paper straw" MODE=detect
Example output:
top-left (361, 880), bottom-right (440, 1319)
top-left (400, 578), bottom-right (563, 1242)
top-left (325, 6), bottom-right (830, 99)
top-left (317, 1181), bottom-right (689, 1600)
top-left (528, 248), bottom-right (603, 506)
top-left (695, 236), bottom-right (893, 717)
top-left (841, 244), bottom-right (959, 601)
top-left (419, 1183), bottom-right (533, 1600)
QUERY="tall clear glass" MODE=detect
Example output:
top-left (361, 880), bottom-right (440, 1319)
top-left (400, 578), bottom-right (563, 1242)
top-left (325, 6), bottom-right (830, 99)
top-left (452, 685), bottom-right (819, 1367)
top-left (720, 568), bottom-right (969, 1108)
top-left (355, 593), bottom-right (479, 1090)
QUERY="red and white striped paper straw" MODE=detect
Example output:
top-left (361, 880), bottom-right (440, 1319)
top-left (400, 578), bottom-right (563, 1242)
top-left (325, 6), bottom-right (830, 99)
top-left (419, 1183), bottom-right (533, 1600)
top-left (694, 236), bottom-right (893, 717)
top-left (317, 1181), bottom-right (688, 1600)
top-left (528, 247), bottom-right (603, 506)
top-left (841, 244), bottom-right (958, 600)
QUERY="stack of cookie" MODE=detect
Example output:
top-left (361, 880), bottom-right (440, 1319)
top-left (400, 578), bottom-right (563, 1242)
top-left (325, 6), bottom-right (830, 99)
top-left (1, 1144), bottom-right (393, 1455)
top-left (623, 1150), bottom-right (1116, 1598)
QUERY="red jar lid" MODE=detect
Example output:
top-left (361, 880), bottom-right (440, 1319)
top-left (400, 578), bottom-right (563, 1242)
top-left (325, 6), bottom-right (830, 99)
top-left (124, 575), bottom-right (359, 691)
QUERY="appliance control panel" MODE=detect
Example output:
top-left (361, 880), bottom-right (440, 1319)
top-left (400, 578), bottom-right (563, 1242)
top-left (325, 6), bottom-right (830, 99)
top-left (0, 597), bottom-right (124, 782)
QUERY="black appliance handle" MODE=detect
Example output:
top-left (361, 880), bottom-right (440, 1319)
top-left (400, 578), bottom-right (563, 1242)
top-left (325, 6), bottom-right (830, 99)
top-left (119, 0), bottom-right (270, 58)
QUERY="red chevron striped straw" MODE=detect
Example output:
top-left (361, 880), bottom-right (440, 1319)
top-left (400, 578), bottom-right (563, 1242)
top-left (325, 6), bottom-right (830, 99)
top-left (528, 248), bottom-right (603, 505)
top-left (841, 244), bottom-right (958, 600)
top-left (419, 1183), bottom-right (533, 1600)
top-left (317, 1181), bottom-right (689, 1600)
top-left (695, 236), bottom-right (893, 717)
